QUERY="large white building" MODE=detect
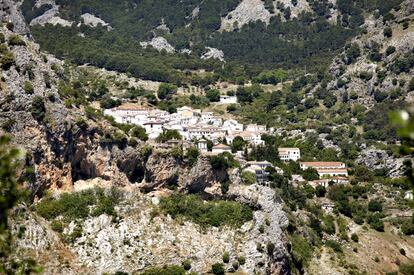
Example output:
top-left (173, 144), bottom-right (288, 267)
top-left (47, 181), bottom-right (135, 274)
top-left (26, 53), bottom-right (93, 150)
top-left (300, 162), bottom-right (348, 178)
top-left (278, 148), bottom-right (301, 162)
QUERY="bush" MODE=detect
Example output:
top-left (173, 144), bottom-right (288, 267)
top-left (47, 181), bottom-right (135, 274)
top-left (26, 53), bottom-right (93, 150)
top-left (367, 213), bottom-right (384, 231)
top-left (211, 263), bottom-right (225, 275)
top-left (237, 256), bottom-right (246, 265)
top-left (181, 260), bottom-right (191, 271)
top-left (400, 263), bottom-right (414, 275)
top-left (351, 233), bottom-right (359, 242)
top-left (408, 78), bottom-right (414, 92)
top-left (400, 248), bottom-right (406, 256)
top-left (157, 83), bottom-right (177, 100)
top-left (241, 170), bottom-right (256, 185)
top-left (159, 194), bottom-right (253, 228)
top-left (206, 89), bottom-right (220, 102)
top-left (383, 27), bottom-right (393, 38)
top-left (386, 46), bottom-right (396, 56)
top-left (401, 221), bottom-right (414, 235)
top-left (368, 200), bottom-right (383, 212)
top-left (156, 130), bottom-right (181, 143)
top-left (50, 220), bottom-right (64, 233)
top-left (35, 187), bottom-right (122, 221)
top-left (222, 252), bottom-right (230, 263)
top-left (0, 51), bottom-right (15, 70)
top-left (142, 265), bottom-right (186, 275)
top-left (24, 81), bottom-right (34, 94)
top-left (325, 240), bottom-right (342, 253)
top-left (267, 242), bottom-right (275, 255)
top-left (131, 126), bottom-right (148, 141)
top-left (8, 35), bottom-right (26, 46)
top-left (315, 185), bottom-right (326, 197)
top-left (0, 33), bottom-right (5, 43)
top-left (30, 96), bottom-right (46, 122)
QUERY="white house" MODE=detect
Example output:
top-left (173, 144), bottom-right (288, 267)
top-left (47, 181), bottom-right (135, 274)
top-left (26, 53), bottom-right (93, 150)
top-left (196, 138), bottom-right (209, 152)
top-left (144, 121), bottom-right (164, 139)
top-left (222, 119), bottom-right (243, 132)
top-left (309, 177), bottom-right (349, 188)
top-left (187, 126), bottom-right (226, 141)
top-left (300, 162), bottom-right (346, 170)
top-left (219, 95), bottom-right (238, 104)
top-left (278, 148), bottom-right (301, 162)
top-left (211, 143), bottom-right (232, 154)
top-left (246, 124), bottom-right (266, 133)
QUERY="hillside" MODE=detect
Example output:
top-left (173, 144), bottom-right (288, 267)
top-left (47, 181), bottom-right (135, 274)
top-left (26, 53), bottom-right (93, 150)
top-left (0, 0), bottom-right (414, 275)
top-left (20, 0), bottom-right (404, 83)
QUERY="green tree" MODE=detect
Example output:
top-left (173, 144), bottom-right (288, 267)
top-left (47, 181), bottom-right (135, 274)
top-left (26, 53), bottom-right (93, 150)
top-left (231, 136), bottom-right (246, 152)
top-left (302, 168), bottom-right (319, 181)
top-left (31, 96), bottom-right (46, 122)
top-left (211, 263), bottom-right (225, 275)
top-left (206, 89), bottom-right (220, 102)
top-left (131, 126), bottom-right (148, 141)
top-left (158, 83), bottom-right (177, 100)
top-left (0, 135), bottom-right (41, 273)
top-left (156, 130), bottom-right (181, 143)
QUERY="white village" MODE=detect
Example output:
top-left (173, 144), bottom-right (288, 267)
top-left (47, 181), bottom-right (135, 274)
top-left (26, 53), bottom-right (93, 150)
top-left (104, 103), bottom-right (349, 188)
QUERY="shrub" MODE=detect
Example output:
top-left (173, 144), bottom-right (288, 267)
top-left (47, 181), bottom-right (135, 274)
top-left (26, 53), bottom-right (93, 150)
top-left (241, 170), bottom-right (256, 185)
top-left (267, 242), bottom-right (275, 255)
top-left (131, 126), bottom-right (148, 141)
top-left (237, 256), bottom-right (246, 265)
top-left (157, 83), bottom-right (177, 100)
top-left (206, 89), bottom-right (220, 102)
top-left (232, 261), bottom-right (239, 270)
top-left (367, 213), bottom-right (384, 231)
top-left (408, 78), bottom-right (414, 92)
top-left (24, 81), bottom-right (34, 94)
top-left (156, 129), bottom-right (181, 143)
top-left (142, 265), bottom-right (186, 275)
top-left (222, 252), bottom-right (230, 263)
top-left (315, 185), bottom-right (326, 197)
top-left (351, 233), bottom-right (359, 242)
top-left (0, 51), bottom-right (15, 70)
top-left (8, 35), bottom-right (26, 46)
top-left (290, 235), bottom-right (313, 268)
top-left (6, 22), bottom-right (14, 31)
top-left (401, 221), bottom-right (414, 235)
top-left (368, 200), bottom-right (383, 212)
top-left (186, 147), bottom-right (199, 167)
top-left (181, 260), bottom-right (191, 271)
top-left (383, 27), bottom-right (393, 38)
top-left (211, 263), bottom-right (225, 275)
top-left (400, 263), bottom-right (414, 275)
top-left (325, 240), bottom-right (342, 253)
top-left (35, 187), bottom-right (122, 221)
top-left (51, 220), bottom-right (64, 233)
top-left (0, 33), bottom-right (5, 43)
top-left (159, 194), bottom-right (253, 228)
top-left (386, 46), bottom-right (396, 56)
top-left (30, 96), bottom-right (46, 122)
top-left (400, 248), bottom-right (406, 256)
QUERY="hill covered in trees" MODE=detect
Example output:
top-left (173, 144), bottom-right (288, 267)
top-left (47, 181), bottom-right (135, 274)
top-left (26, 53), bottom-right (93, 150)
top-left (22, 0), bottom-right (404, 83)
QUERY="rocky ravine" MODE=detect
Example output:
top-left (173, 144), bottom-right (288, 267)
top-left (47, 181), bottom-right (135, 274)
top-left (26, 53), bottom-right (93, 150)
top-left (11, 181), bottom-right (289, 275)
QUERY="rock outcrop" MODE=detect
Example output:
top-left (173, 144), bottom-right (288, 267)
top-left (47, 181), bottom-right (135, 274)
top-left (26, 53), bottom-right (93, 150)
top-left (140, 36), bottom-right (175, 53)
top-left (356, 148), bottom-right (407, 178)
top-left (201, 47), bottom-right (225, 62)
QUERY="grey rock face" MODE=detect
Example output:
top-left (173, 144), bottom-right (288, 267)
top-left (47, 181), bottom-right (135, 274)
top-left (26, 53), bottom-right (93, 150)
top-left (356, 148), bottom-right (407, 178)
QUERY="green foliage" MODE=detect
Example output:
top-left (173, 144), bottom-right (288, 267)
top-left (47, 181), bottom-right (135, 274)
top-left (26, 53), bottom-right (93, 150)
top-left (186, 147), bottom-right (199, 167)
top-left (400, 263), bottom-right (414, 275)
top-left (205, 89), bottom-right (220, 102)
top-left (0, 51), bottom-right (15, 70)
top-left (383, 27), bottom-right (393, 38)
top-left (141, 265), bottom-right (186, 275)
top-left (35, 187), bottom-right (122, 221)
top-left (368, 199), bottom-right (383, 212)
top-left (31, 96), bottom-right (46, 122)
top-left (231, 136), bottom-right (247, 153)
top-left (181, 260), bottom-right (191, 271)
top-left (156, 130), bottom-right (181, 143)
top-left (0, 135), bottom-right (42, 274)
top-left (8, 35), bottom-right (26, 46)
top-left (289, 234), bottom-right (313, 269)
top-left (241, 170), bottom-right (256, 185)
top-left (345, 43), bottom-right (361, 64)
top-left (209, 152), bottom-right (239, 170)
top-left (222, 252), bottom-right (230, 263)
top-left (211, 263), bottom-right (225, 275)
top-left (302, 168), bottom-right (319, 181)
top-left (367, 213), bottom-right (384, 231)
top-left (131, 126), bottom-right (148, 141)
top-left (158, 83), bottom-right (178, 100)
top-left (325, 240), bottom-right (342, 253)
top-left (24, 81), bottom-right (34, 94)
top-left (159, 194), bottom-right (253, 228)
top-left (401, 221), bottom-right (414, 235)
top-left (237, 256), bottom-right (246, 265)
top-left (315, 185), bottom-right (326, 197)
top-left (351, 233), bottom-right (359, 242)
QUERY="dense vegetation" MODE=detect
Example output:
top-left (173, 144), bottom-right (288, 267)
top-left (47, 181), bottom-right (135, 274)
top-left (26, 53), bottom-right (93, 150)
top-left (23, 0), bottom-right (404, 83)
top-left (159, 194), bottom-right (253, 227)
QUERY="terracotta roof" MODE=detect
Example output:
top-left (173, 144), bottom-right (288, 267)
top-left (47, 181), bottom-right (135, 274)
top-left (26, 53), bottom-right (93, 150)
top-left (301, 162), bottom-right (345, 167)
top-left (316, 169), bottom-right (348, 173)
top-left (212, 143), bottom-right (231, 149)
top-left (278, 148), bottom-right (300, 152)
